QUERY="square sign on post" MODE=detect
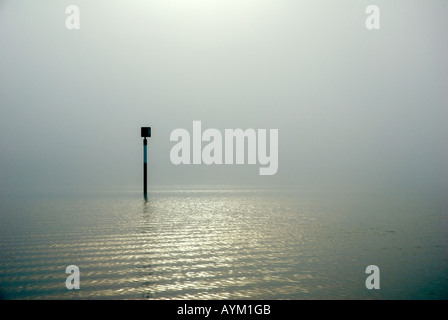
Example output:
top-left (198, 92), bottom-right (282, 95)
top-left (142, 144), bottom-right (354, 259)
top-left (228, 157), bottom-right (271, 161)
top-left (141, 127), bottom-right (151, 138)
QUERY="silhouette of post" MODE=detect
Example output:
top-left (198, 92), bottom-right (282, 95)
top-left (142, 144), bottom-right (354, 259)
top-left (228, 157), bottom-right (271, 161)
top-left (141, 127), bottom-right (151, 200)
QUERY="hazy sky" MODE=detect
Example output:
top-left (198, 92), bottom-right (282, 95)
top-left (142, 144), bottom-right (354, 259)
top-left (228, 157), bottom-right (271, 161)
top-left (1, 0), bottom-right (447, 194)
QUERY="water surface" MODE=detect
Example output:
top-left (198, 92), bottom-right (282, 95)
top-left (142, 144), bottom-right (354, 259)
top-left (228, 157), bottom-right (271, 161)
top-left (0, 186), bottom-right (447, 299)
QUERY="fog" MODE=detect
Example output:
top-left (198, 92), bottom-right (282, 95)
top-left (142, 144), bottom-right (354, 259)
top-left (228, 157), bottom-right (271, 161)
top-left (1, 0), bottom-right (447, 195)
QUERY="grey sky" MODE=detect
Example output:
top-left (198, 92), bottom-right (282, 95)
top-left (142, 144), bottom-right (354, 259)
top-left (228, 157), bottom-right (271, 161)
top-left (1, 0), bottom-right (447, 194)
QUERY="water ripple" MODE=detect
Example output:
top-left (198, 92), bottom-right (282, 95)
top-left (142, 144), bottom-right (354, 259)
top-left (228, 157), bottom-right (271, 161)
top-left (1, 188), bottom-right (447, 299)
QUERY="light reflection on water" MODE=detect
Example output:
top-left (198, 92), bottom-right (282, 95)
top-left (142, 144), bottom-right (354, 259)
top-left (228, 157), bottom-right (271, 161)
top-left (0, 187), bottom-right (447, 299)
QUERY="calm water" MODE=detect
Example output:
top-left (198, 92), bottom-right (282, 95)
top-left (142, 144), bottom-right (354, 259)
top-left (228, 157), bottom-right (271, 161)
top-left (0, 186), bottom-right (447, 299)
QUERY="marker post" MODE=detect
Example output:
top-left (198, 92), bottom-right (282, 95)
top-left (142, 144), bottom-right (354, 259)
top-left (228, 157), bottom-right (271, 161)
top-left (141, 127), bottom-right (151, 200)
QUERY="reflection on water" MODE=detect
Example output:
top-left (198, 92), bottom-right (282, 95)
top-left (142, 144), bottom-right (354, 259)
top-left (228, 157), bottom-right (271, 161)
top-left (0, 187), bottom-right (447, 299)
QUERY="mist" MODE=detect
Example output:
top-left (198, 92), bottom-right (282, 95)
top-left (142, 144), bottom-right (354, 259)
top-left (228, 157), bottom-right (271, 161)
top-left (1, 0), bottom-right (447, 196)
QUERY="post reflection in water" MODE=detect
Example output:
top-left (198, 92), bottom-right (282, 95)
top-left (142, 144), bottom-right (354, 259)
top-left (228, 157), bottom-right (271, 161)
top-left (138, 200), bottom-right (155, 299)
